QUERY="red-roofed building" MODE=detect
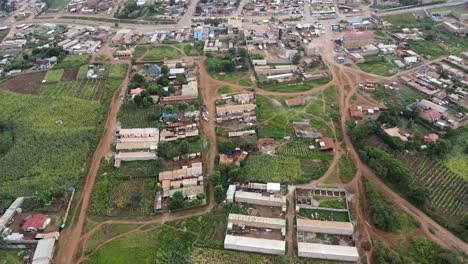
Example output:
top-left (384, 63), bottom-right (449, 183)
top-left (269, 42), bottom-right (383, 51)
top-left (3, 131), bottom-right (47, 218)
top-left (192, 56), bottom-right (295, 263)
top-left (424, 134), bottom-right (439, 143)
top-left (130, 88), bottom-right (145, 96)
top-left (285, 97), bottom-right (305, 107)
top-left (420, 109), bottom-right (442, 122)
top-left (23, 214), bottom-right (50, 232)
top-left (318, 137), bottom-right (335, 151)
top-left (343, 31), bottom-right (374, 49)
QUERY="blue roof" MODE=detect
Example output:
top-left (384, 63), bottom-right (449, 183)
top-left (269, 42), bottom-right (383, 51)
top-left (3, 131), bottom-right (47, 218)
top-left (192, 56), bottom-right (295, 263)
top-left (162, 112), bottom-right (177, 118)
top-left (147, 64), bottom-right (161, 75)
top-left (345, 18), bottom-right (363, 24)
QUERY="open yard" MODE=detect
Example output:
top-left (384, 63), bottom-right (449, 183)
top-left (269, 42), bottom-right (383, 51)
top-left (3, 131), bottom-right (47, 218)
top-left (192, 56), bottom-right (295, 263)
top-left (54, 55), bottom-right (91, 69)
top-left (134, 45), bottom-right (182, 61)
top-left (46, 0), bottom-right (68, 9)
top-left (256, 95), bottom-right (305, 139)
top-left (0, 250), bottom-right (25, 264)
top-left (382, 13), bottom-right (434, 29)
top-left (260, 76), bottom-right (331, 93)
top-left (357, 55), bottom-right (396, 76)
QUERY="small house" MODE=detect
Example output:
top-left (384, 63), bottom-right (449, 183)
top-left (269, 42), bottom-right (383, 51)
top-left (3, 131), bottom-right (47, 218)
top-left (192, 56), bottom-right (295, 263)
top-left (23, 214), bottom-right (50, 232)
top-left (146, 64), bottom-right (161, 76)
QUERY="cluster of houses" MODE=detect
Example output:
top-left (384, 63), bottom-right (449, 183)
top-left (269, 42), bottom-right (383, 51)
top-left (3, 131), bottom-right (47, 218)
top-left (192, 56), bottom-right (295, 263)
top-left (66, 0), bottom-right (114, 14)
top-left (216, 93), bottom-right (257, 137)
top-left (57, 26), bottom-right (111, 55)
top-left (158, 162), bottom-right (204, 202)
top-left (196, 0), bottom-right (239, 17)
top-left (242, 0), bottom-right (304, 17)
top-left (400, 53), bottom-right (468, 128)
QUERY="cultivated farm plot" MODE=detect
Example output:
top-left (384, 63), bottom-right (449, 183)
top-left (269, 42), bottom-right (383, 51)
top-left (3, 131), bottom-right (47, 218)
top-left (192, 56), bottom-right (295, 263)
top-left (396, 153), bottom-right (468, 217)
top-left (41, 65), bottom-right (114, 100)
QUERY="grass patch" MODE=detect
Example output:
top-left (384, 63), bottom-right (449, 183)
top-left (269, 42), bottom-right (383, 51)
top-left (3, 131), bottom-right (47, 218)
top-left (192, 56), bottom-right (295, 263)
top-left (118, 103), bottom-right (162, 128)
top-left (217, 85), bottom-right (239, 94)
top-left (241, 154), bottom-right (303, 183)
top-left (54, 55), bottom-right (91, 69)
top-left (261, 77), bottom-right (331, 93)
top-left (46, 0), bottom-right (67, 9)
top-left (44, 69), bottom-right (64, 83)
top-left (382, 13), bottom-right (434, 29)
top-left (238, 78), bottom-right (252, 86)
top-left (85, 226), bottom-right (196, 264)
top-left (314, 196), bottom-right (347, 209)
top-left (0, 250), bottom-right (24, 264)
top-left (339, 152), bottom-right (356, 183)
top-left (135, 45), bottom-right (182, 61)
top-left (357, 55), bottom-right (396, 76)
top-left (211, 70), bottom-right (246, 81)
top-left (0, 29), bottom-right (10, 42)
top-left (256, 95), bottom-right (303, 139)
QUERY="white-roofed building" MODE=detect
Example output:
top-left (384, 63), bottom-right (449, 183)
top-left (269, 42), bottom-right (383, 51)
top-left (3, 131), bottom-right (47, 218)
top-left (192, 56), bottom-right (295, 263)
top-left (0, 197), bottom-right (25, 232)
top-left (224, 235), bottom-right (286, 255)
top-left (226, 185), bottom-right (236, 203)
top-left (235, 191), bottom-right (286, 207)
top-left (297, 243), bottom-right (359, 262)
top-left (267, 182), bottom-right (281, 193)
top-left (32, 238), bottom-right (55, 264)
top-left (170, 68), bottom-right (185, 75)
top-left (228, 214), bottom-right (286, 229)
top-left (297, 219), bottom-right (353, 235)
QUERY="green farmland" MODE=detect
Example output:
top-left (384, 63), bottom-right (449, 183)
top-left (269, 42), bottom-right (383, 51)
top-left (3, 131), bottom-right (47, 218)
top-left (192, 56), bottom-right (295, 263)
top-left (0, 63), bottom-right (127, 209)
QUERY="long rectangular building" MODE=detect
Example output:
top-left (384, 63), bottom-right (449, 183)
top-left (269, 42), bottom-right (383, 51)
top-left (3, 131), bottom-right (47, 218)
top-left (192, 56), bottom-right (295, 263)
top-left (224, 235), bottom-right (285, 255)
top-left (235, 191), bottom-right (286, 207)
top-left (0, 197), bottom-right (24, 231)
top-left (297, 243), bottom-right (359, 262)
top-left (228, 214), bottom-right (285, 229)
top-left (216, 104), bottom-right (256, 116)
top-left (297, 219), bottom-right (353, 235)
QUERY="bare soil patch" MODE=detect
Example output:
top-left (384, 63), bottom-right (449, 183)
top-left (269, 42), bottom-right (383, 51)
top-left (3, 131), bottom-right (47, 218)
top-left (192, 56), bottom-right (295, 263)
top-left (0, 72), bottom-right (45, 95)
top-left (62, 69), bottom-right (78, 81)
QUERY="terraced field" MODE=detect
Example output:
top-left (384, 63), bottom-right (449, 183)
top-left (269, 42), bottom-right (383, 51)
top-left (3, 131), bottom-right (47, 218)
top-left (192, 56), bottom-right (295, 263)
top-left (395, 153), bottom-right (468, 217)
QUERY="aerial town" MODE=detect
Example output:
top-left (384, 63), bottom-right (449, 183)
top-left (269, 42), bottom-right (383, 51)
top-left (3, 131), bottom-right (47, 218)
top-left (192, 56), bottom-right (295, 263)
top-left (0, 0), bottom-right (467, 263)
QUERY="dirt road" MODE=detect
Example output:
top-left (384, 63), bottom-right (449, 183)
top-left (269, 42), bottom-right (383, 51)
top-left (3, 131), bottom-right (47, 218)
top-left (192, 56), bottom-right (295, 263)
top-left (55, 63), bottom-right (131, 264)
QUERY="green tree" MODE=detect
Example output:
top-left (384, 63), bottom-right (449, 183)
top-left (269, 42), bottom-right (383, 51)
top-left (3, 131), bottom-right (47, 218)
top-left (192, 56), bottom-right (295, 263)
top-left (427, 139), bottom-right (452, 159)
top-left (214, 185), bottom-right (225, 203)
top-left (161, 65), bottom-right (169, 75)
top-left (408, 187), bottom-right (430, 207)
top-left (179, 140), bottom-right (190, 155)
top-left (292, 52), bottom-right (302, 65)
top-left (169, 191), bottom-right (185, 209)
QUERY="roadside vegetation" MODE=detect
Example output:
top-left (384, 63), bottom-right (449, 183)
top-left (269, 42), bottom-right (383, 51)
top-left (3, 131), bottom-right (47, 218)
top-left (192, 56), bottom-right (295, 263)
top-left (339, 152), bottom-right (356, 183)
top-left (364, 179), bottom-right (420, 233)
top-left (349, 116), bottom-right (468, 242)
top-left (374, 238), bottom-right (468, 264)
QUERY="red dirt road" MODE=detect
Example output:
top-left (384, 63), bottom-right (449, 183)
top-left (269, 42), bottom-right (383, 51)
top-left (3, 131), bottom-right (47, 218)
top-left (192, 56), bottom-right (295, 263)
top-left (55, 64), bottom-right (131, 264)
